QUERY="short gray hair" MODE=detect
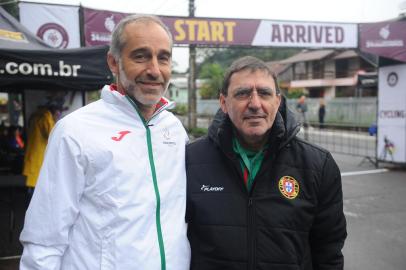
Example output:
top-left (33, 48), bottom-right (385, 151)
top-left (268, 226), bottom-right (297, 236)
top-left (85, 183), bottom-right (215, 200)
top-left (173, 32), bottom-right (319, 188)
top-left (109, 14), bottom-right (173, 60)
top-left (221, 56), bottom-right (280, 96)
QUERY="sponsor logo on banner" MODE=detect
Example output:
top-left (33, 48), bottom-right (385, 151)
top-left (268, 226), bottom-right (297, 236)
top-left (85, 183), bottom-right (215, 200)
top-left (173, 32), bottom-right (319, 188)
top-left (278, 176), bottom-right (299, 199)
top-left (387, 72), bottom-right (398, 87)
top-left (366, 24), bottom-right (404, 49)
top-left (19, 2), bottom-right (80, 48)
top-left (37, 23), bottom-right (69, 48)
top-left (90, 15), bottom-right (120, 43)
top-left (360, 21), bottom-right (406, 62)
top-left (104, 15), bottom-right (116, 32)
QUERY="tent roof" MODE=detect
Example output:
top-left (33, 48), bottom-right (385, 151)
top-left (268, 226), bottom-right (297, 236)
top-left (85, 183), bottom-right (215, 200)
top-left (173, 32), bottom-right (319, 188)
top-left (0, 6), bottom-right (50, 50)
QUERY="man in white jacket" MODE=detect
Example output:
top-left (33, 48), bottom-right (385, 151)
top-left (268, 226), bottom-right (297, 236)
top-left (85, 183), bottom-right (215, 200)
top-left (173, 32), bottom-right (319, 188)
top-left (20, 14), bottom-right (190, 270)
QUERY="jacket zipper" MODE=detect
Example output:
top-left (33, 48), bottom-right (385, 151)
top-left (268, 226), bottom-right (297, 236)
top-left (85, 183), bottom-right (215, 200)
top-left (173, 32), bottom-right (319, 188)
top-left (248, 198), bottom-right (255, 270)
top-left (146, 125), bottom-right (166, 270)
top-left (227, 150), bottom-right (257, 270)
top-left (246, 153), bottom-right (275, 270)
top-left (126, 96), bottom-right (166, 270)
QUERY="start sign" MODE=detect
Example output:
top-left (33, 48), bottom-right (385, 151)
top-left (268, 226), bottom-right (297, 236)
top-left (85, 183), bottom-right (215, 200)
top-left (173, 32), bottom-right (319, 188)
top-left (173, 19), bottom-right (236, 42)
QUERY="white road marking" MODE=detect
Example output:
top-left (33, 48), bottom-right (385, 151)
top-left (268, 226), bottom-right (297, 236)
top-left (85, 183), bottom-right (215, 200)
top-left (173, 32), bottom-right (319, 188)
top-left (344, 211), bottom-right (361, 218)
top-left (341, 169), bottom-right (389, 177)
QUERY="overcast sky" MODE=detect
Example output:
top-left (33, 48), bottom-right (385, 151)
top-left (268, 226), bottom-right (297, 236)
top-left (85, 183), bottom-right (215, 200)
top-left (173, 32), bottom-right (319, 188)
top-left (20, 0), bottom-right (406, 71)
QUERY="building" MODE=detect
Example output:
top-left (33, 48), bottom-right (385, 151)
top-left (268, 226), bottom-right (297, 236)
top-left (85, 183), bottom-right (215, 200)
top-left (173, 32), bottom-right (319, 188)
top-left (270, 49), bottom-right (378, 98)
top-left (166, 73), bottom-right (205, 104)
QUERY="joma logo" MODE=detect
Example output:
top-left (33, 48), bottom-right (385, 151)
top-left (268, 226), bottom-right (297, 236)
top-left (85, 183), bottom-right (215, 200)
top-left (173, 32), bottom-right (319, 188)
top-left (201, 184), bottom-right (224, 192)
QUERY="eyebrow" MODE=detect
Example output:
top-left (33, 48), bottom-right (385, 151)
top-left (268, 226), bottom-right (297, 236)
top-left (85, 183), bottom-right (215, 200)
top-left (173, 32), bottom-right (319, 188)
top-left (159, 50), bottom-right (172, 58)
top-left (129, 47), bottom-right (172, 58)
top-left (233, 86), bottom-right (274, 92)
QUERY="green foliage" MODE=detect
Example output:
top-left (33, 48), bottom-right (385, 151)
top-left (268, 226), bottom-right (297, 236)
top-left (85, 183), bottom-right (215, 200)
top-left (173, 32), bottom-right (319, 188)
top-left (198, 63), bottom-right (224, 99)
top-left (169, 103), bottom-right (188, 115)
top-left (86, 90), bottom-right (101, 104)
top-left (0, 0), bottom-right (18, 19)
top-left (196, 47), bottom-right (299, 99)
top-left (286, 88), bottom-right (306, 99)
top-left (199, 84), bottom-right (216, 99)
top-left (187, 127), bottom-right (208, 138)
top-left (197, 47), bottom-right (300, 71)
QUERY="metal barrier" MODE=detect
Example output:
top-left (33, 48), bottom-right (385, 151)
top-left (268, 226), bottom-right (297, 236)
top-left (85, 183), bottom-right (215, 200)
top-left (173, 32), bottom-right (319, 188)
top-left (297, 123), bottom-right (378, 167)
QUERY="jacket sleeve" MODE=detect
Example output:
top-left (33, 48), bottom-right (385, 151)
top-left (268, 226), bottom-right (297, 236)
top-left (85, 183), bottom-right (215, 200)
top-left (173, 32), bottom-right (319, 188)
top-left (19, 121), bottom-right (87, 270)
top-left (38, 111), bottom-right (54, 140)
top-left (310, 152), bottom-right (347, 270)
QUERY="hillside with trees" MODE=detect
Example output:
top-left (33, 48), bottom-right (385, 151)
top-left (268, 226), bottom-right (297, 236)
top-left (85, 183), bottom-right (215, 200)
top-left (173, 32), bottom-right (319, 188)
top-left (196, 47), bottom-right (299, 99)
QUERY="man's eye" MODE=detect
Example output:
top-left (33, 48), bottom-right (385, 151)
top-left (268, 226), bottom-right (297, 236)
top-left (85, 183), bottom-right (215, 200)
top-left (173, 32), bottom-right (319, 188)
top-left (234, 91), bottom-right (250, 99)
top-left (159, 55), bottom-right (171, 63)
top-left (257, 89), bottom-right (272, 97)
top-left (133, 54), bottom-right (147, 61)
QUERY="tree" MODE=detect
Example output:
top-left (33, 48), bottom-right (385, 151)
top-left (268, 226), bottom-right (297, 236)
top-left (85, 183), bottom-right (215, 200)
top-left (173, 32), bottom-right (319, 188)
top-left (0, 0), bottom-right (18, 19)
top-left (198, 63), bottom-right (224, 99)
top-left (197, 47), bottom-right (300, 71)
top-left (195, 47), bottom-right (300, 99)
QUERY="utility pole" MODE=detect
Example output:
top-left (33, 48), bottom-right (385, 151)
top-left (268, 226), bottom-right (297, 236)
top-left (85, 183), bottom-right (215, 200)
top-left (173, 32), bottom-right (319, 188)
top-left (187, 0), bottom-right (197, 129)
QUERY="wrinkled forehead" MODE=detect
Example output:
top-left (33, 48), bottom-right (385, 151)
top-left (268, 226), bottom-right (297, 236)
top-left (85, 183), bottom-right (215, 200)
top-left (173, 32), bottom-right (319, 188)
top-left (123, 20), bottom-right (172, 48)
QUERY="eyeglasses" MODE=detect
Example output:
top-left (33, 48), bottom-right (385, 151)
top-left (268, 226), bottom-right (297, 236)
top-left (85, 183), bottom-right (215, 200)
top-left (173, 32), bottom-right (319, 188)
top-left (231, 87), bottom-right (279, 101)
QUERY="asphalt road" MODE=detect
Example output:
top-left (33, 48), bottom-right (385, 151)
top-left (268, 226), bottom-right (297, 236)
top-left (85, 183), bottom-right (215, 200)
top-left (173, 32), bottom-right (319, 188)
top-left (334, 153), bottom-right (406, 270)
top-left (0, 152), bottom-right (405, 270)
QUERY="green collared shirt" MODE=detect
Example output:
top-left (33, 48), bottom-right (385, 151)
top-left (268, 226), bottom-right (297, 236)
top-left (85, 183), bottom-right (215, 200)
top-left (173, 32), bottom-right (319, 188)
top-left (232, 137), bottom-right (266, 192)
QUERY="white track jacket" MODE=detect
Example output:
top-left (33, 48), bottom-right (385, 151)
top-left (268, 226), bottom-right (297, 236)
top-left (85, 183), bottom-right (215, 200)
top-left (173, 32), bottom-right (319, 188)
top-left (20, 85), bottom-right (191, 270)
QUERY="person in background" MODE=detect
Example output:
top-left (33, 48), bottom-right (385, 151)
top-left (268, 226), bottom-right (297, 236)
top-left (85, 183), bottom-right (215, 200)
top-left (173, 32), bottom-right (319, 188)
top-left (296, 94), bottom-right (308, 127)
top-left (20, 14), bottom-right (190, 270)
top-left (186, 56), bottom-right (346, 270)
top-left (22, 103), bottom-right (61, 203)
top-left (6, 125), bottom-right (24, 174)
top-left (318, 98), bottom-right (326, 129)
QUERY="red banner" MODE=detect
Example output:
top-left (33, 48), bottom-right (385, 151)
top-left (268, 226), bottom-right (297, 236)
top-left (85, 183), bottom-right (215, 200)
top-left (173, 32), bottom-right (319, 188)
top-left (360, 21), bottom-right (406, 62)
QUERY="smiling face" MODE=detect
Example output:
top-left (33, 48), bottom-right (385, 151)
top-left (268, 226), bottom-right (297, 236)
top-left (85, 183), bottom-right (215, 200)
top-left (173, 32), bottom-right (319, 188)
top-left (220, 69), bottom-right (281, 150)
top-left (107, 20), bottom-right (172, 119)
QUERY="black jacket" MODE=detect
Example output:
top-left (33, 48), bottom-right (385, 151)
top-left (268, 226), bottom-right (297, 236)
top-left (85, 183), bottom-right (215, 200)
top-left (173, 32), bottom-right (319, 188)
top-left (186, 98), bottom-right (347, 270)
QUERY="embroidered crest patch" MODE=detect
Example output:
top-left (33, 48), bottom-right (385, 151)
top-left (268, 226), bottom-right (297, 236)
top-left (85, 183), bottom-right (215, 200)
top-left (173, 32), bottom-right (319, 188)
top-left (278, 176), bottom-right (299, 199)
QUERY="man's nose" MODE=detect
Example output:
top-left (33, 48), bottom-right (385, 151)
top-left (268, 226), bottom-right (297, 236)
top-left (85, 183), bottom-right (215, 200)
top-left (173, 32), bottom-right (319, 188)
top-left (248, 91), bottom-right (261, 108)
top-left (146, 58), bottom-right (160, 78)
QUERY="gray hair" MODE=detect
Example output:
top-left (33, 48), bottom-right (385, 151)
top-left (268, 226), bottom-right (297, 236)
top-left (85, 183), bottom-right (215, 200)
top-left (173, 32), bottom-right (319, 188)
top-left (109, 14), bottom-right (173, 60)
top-left (221, 56), bottom-right (280, 96)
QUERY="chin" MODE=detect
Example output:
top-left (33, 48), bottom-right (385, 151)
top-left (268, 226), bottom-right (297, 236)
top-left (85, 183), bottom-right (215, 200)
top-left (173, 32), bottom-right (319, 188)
top-left (245, 126), bottom-right (268, 135)
top-left (133, 94), bottom-right (162, 105)
top-left (242, 131), bottom-right (266, 140)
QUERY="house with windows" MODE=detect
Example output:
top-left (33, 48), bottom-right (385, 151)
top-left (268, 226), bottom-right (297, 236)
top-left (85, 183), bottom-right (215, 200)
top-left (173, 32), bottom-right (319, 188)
top-left (166, 73), bottom-right (205, 104)
top-left (270, 49), bottom-right (378, 98)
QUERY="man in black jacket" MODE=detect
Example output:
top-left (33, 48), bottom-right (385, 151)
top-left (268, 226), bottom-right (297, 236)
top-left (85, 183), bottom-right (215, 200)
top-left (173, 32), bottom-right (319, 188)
top-left (186, 56), bottom-right (346, 270)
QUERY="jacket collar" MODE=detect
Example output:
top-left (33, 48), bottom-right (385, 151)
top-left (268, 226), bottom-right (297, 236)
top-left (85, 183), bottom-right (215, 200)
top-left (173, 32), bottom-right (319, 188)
top-left (102, 84), bottom-right (175, 119)
top-left (208, 96), bottom-right (300, 153)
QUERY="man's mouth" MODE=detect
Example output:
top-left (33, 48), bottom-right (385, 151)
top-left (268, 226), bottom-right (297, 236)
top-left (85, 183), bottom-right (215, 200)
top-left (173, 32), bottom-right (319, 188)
top-left (244, 115), bottom-right (266, 120)
top-left (137, 81), bottom-right (163, 86)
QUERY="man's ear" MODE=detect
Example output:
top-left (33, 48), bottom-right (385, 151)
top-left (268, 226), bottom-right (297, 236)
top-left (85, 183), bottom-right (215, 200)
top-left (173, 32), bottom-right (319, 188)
top-left (219, 93), bottom-right (227, 114)
top-left (107, 52), bottom-right (119, 75)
